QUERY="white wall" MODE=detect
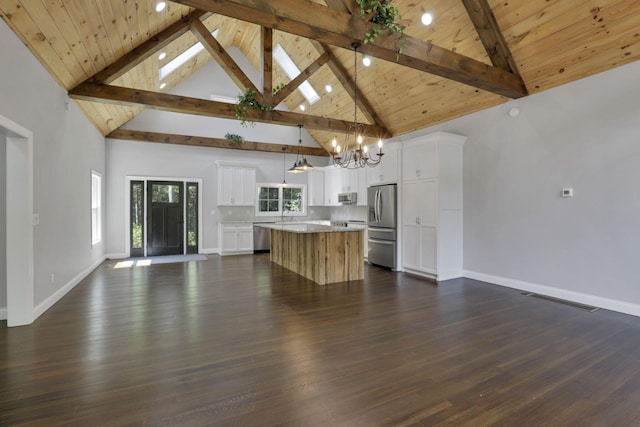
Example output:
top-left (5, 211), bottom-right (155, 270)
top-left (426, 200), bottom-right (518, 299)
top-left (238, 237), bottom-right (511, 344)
top-left (0, 135), bottom-right (6, 309)
top-left (105, 140), bottom-right (329, 255)
top-left (396, 59), bottom-right (640, 315)
top-left (0, 19), bottom-right (106, 313)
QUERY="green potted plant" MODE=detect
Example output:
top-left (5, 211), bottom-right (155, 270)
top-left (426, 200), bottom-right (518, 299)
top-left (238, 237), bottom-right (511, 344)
top-left (224, 133), bottom-right (244, 143)
top-left (234, 88), bottom-right (275, 127)
top-left (355, 0), bottom-right (405, 54)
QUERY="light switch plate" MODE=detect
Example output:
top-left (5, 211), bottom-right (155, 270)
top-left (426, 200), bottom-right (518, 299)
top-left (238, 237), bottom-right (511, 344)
top-left (561, 188), bottom-right (573, 197)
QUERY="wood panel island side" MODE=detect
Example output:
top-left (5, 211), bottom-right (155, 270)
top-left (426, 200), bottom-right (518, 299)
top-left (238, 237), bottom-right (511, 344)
top-left (256, 224), bottom-right (365, 285)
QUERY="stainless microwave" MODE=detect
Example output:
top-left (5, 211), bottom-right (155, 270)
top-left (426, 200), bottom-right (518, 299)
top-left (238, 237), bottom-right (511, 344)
top-left (338, 192), bottom-right (357, 204)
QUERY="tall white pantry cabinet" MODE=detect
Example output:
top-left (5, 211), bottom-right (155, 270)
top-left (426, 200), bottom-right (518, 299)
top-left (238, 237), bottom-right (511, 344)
top-left (401, 132), bottom-right (465, 281)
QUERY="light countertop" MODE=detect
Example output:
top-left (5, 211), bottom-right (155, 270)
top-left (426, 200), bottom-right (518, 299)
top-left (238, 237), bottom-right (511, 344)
top-left (255, 223), bottom-right (365, 234)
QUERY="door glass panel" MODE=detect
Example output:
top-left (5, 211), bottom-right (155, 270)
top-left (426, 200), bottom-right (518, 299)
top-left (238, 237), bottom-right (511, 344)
top-left (130, 180), bottom-right (144, 257)
top-left (151, 184), bottom-right (181, 203)
top-left (187, 183), bottom-right (198, 254)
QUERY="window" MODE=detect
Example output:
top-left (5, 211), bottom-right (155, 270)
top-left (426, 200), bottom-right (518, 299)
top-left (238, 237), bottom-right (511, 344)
top-left (273, 44), bottom-right (320, 105)
top-left (91, 171), bottom-right (102, 245)
top-left (256, 183), bottom-right (306, 216)
top-left (159, 29), bottom-right (219, 80)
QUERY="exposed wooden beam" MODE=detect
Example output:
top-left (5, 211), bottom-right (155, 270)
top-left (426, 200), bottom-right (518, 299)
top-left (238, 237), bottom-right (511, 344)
top-left (172, 0), bottom-right (527, 98)
top-left (311, 41), bottom-right (385, 129)
top-left (461, 0), bottom-right (521, 75)
top-left (107, 129), bottom-right (330, 156)
top-left (90, 9), bottom-right (209, 84)
top-left (261, 27), bottom-right (274, 107)
top-left (69, 82), bottom-right (389, 137)
top-left (190, 19), bottom-right (262, 101)
top-left (272, 51), bottom-right (330, 106)
top-left (324, 0), bottom-right (352, 13)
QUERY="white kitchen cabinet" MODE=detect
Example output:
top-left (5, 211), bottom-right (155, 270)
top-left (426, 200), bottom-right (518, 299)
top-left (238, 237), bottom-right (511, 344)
top-left (356, 167), bottom-right (368, 206)
top-left (323, 167), bottom-right (341, 206)
top-left (367, 143), bottom-right (398, 186)
top-left (400, 132), bottom-right (465, 281)
top-left (217, 162), bottom-right (256, 206)
top-left (339, 168), bottom-right (357, 193)
top-left (219, 222), bottom-right (253, 255)
top-left (308, 169), bottom-right (324, 206)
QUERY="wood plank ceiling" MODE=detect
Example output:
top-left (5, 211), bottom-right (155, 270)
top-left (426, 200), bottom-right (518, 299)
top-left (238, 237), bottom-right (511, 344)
top-left (1, 0), bottom-right (639, 154)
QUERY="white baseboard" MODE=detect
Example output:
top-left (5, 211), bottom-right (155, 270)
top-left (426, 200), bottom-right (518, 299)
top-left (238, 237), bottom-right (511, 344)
top-left (202, 248), bottom-right (219, 255)
top-left (34, 256), bottom-right (107, 320)
top-left (437, 270), bottom-right (464, 281)
top-left (104, 253), bottom-right (127, 260)
top-left (0, 307), bottom-right (6, 321)
top-left (464, 270), bottom-right (640, 317)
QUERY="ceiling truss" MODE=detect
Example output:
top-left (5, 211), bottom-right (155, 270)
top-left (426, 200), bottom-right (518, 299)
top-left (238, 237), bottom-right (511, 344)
top-left (68, 0), bottom-right (526, 152)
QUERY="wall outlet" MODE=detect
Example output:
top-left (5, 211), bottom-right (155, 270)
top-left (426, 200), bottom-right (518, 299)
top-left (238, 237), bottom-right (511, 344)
top-left (50, 273), bottom-right (55, 284)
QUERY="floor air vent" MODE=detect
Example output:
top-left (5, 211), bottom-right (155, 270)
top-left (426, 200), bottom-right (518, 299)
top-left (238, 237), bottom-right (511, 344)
top-left (521, 292), bottom-right (599, 312)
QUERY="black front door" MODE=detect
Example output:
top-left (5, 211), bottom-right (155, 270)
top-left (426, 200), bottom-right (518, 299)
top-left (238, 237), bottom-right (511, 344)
top-left (147, 181), bottom-right (184, 256)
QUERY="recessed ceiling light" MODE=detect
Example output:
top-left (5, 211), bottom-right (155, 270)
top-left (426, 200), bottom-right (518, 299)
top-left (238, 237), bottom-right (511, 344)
top-left (299, 104), bottom-right (306, 111)
top-left (159, 82), bottom-right (167, 89)
top-left (325, 84), bottom-right (332, 93)
top-left (155, 2), bottom-right (166, 12)
top-left (158, 52), bottom-right (166, 61)
top-left (421, 12), bottom-right (433, 26)
top-left (362, 56), bottom-right (371, 67)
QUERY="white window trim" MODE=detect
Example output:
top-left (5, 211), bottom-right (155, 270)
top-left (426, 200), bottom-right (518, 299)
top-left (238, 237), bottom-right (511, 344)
top-left (255, 183), bottom-right (307, 217)
top-left (91, 170), bottom-right (102, 246)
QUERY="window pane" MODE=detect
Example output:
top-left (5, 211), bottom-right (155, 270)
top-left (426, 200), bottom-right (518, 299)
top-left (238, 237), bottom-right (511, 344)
top-left (152, 184), bottom-right (181, 203)
top-left (283, 187), bottom-right (302, 212)
top-left (187, 183), bottom-right (198, 250)
top-left (131, 181), bottom-right (143, 249)
top-left (258, 186), bottom-right (280, 213)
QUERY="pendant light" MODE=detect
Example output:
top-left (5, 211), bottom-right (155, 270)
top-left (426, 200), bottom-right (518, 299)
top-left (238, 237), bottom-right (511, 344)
top-left (288, 125), bottom-right (313, 173)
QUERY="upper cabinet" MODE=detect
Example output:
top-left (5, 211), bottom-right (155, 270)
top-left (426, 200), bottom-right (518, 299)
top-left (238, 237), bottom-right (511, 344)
top-left (367, 143), bottom-right (399, 186)
top-left (308, 169), bottom-right (325, 207)
top-left (316, 166), bottom-right (368, 207)
top-left (323, 167), bottom-right (341, 206)
top-left (217, 162), bottom-right (256, 206)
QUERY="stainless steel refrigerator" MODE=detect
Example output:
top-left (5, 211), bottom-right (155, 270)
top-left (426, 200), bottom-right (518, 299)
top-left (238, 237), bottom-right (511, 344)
top-left (367, 184), bottom-right (397, 269)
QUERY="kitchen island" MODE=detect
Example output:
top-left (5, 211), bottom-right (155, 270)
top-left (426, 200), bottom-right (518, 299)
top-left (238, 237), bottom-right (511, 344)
top-left (256, 223), bottom-right (365, 285)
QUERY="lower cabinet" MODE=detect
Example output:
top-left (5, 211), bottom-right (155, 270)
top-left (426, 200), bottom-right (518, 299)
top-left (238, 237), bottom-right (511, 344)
top-left (219, 222), bottom-right (253, 255)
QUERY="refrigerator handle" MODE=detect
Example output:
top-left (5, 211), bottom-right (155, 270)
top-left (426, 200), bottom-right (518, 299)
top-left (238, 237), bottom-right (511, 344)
top-left (375, 189), bottom-right (380, 222)
top-left (373, 189), bottom-right (377, 222)
top-left (376, 189), bottom-right (382, 222)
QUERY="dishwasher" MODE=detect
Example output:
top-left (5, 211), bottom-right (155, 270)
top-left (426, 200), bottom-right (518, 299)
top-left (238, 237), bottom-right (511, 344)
top-left (253, 222), bottom-right (273, 253)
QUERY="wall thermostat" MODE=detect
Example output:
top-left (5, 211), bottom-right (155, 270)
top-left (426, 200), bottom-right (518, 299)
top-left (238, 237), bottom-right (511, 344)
top-left (561, 188), bottom-right (573, 197)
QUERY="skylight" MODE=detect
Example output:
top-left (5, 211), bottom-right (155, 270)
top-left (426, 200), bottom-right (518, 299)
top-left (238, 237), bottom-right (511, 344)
top-left (159, 29), bottom-right (219, 80)
top-left (273, 44), bottom-right (320, 105)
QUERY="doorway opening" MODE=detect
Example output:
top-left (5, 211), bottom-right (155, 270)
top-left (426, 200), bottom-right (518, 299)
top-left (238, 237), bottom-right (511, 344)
top-left (0, 114), bottom-right (34, 327)
top-left (127, 177), bottom-right (201, 258)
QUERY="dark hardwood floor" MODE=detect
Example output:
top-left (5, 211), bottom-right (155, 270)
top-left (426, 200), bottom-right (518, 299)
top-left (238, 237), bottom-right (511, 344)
top-left (2, 254), bottom-right (640, 426)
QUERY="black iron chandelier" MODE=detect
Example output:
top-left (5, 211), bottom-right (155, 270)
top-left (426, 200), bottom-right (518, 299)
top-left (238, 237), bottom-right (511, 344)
top-left (330, 42), bottom-right (384, 169)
